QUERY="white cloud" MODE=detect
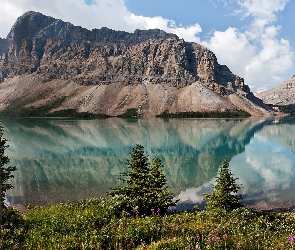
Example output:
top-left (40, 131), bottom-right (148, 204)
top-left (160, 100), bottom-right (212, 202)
top-left (202, 27), bottom-right (256, 78)
top-left (244, 36), bottom-right (293, 91)
top-left (0, 0), bottom-right (293, 92)
top-left (128, 15), bottom-right (202, 43)
top-left (0, 1), bottom-right (24, 37)
top-left (203, 0), bottom-right (294, 92)
top-left (0, 0), bottom-right (136, 37)
top-left (236, 0), bottom-right (289, 22)
top-left (0, 0), bottom-right (202, 39)
top-left (172, 23), bottom-right (202, 43)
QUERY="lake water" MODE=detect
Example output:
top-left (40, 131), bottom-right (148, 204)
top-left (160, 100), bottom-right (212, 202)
top-left (3, 117), bottom-right (295, 211)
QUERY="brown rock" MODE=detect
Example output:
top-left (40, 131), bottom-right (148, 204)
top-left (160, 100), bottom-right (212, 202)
top-left (256, 75), bottom-right (295, 105)
top-left (0, 11), bottom-right (272, 117)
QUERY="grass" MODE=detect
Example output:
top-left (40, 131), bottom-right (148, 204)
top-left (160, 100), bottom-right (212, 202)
top-left (2, 199), bottom-right (295, 249)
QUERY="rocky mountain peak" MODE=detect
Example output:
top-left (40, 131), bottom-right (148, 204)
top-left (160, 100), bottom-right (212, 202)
top-left (7, 11), bottom-right (63, 42)
top-left (0, 11), bottom-right (272, 117)
top-left (6, 11), bottom-right (77, 55)
top-left (7, 11), bottom-right (178, 46)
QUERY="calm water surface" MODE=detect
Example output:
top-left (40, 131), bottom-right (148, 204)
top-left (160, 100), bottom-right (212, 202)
top-left (3, 117), bottom-right (295, 211)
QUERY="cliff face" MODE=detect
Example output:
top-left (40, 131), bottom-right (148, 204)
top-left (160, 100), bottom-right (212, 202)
top-left (256, 75), bottom-right (295, 105)
top-left (0, 11), bottom-right (271, 117)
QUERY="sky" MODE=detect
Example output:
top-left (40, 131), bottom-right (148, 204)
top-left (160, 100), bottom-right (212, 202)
top-left (0, 0), bottom-right (294, 93)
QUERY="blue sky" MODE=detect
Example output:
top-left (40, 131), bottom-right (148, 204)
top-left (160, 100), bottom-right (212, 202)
top-left (0, 0), bottom-right (294, 93)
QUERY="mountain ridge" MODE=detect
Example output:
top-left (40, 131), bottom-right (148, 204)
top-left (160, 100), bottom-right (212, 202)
top-left (0, 11), bottom-right (272, 117)
top-left (256, 75), bottom-right (295, 105)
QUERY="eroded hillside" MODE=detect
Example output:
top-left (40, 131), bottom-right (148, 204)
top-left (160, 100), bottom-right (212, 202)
top-left (0, 11), bottom-right (272, 117)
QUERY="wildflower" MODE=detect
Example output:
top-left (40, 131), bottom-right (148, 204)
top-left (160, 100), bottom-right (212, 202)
top-left (196, 234), bottom-right (200, 241)
top-left (195, 245), bottom-right (201, 250)
top-left (185, 246), bottom-right (190, 250)
top-left (207, 238), bottom-right (212, 244)
top-left (157, 207), bottom-right (161, 214)
top-left (135, 211), bottom-right (139, 217)
top-left (216, 236), bottom-right (221, 241)
top-left (223, 233), bottom-right (228, 239)
top-left (151, 208), bottom-right (155, 215)
top-left (288, 234), bottom-right (295, 243)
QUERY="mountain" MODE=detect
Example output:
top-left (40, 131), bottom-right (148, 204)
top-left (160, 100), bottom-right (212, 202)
top-left (256, 75), bottom-right (295, 105)
top-left (0, 11), bottom-right (272, 117)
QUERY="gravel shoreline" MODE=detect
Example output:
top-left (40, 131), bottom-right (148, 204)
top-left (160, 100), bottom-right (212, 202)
top-left (245, 201), bottom-right (295, 212)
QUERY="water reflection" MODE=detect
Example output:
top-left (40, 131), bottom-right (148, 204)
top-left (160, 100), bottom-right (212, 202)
top-left (233, 119), bottom-right (295, 208)
top-left (2, 117), bottom-right (288, 210)
top-left (177, 118), bottom-right (295, 210)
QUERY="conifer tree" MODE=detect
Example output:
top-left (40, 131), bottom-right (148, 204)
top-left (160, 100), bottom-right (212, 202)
top-left (0, 122), bottom-right (16, 225)
top-left (147, 157), bottom-right (175, 213)
top-left (203, 158), bottom-right (242, 212)
top-left (108, 144), bottom-right (175, 216)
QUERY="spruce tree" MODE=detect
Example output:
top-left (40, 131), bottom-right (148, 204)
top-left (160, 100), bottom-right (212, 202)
top-left (203, 158), bottom-right (242, 212)
top-left (0, 122), bottom-right (16, 225)
top-left (147, 157), bottom-right (175, 214)
top-left (108, 144), bottom-right (175, 216)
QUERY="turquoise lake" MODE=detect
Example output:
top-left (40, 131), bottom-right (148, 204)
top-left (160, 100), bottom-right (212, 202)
top-left (2, 117), bottom-right (295, 211)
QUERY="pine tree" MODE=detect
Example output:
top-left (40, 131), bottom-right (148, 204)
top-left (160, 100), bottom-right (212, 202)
top-left (203, 158), bottom-right (242, 212)
top-left (147, 157), bottom-right (175, 214)
top-left (108, 144), bottom-right (175, 216)
top-left (0, 122), bottom-right (16, 225)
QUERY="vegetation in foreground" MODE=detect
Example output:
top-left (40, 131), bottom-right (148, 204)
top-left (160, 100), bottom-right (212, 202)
top-left (0, 122), bottom-right (16, 225)
top-left (2, 201), bottom-right (295, 249)
top-left (1, 143), bottom-right (295, 249)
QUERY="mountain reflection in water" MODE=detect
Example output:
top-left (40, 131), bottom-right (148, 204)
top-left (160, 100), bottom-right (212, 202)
top-left (3, 117), bottom-right (295, 211)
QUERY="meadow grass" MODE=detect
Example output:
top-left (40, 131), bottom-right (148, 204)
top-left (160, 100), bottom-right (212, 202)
top-left (1, 198), bottom-right (295, 249)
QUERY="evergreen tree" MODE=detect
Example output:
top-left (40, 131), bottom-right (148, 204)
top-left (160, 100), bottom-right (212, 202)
top-left (147, 157), bottom-right (175, 214)
top-left (203, 158), bottom-right (242, 212)
top-left (108, 144), bottom-right (175, 216)
top-left (0, 122), bottom-right (16, 225)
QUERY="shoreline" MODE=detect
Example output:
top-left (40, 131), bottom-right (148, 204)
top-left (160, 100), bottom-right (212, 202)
top-left (8, 199), bottom-right (295, 214)
top-left (245, 200), bottom-right (295, 212)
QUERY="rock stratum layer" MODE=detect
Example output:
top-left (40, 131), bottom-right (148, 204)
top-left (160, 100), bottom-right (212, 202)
top-left (0, 11), bottom-right (271, 117)
top-left (256, 75), bottom-right (295, 105)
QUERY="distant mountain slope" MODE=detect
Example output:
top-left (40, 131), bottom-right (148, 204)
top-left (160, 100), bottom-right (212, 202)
top-left (0, 11), bottom-right (272, 117)
top-left (256, 75), bottom-right (295, 105)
